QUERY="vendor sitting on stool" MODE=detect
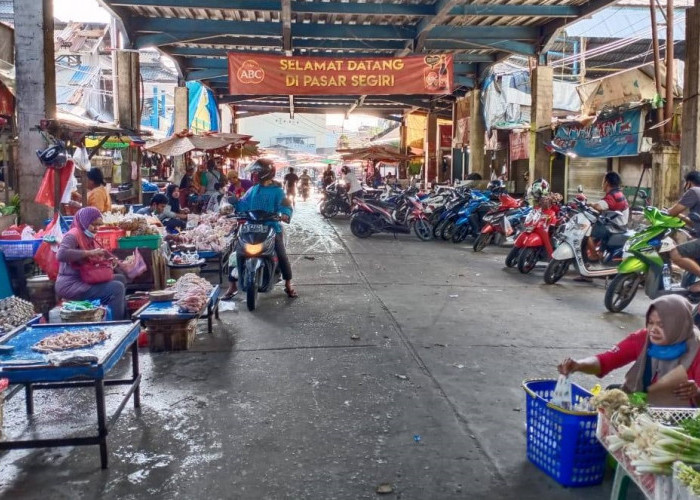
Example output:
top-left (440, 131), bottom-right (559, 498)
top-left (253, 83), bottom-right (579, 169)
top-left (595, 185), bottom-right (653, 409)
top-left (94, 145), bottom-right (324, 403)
top-left (137, 193), bottom-right (186, 232)
top-left (55, 207), bottom-right (126, 320)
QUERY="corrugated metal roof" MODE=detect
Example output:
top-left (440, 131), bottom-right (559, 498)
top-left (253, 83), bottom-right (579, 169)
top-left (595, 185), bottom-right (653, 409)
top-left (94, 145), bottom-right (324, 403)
top-left (563, 6), bottom-right (687, 40)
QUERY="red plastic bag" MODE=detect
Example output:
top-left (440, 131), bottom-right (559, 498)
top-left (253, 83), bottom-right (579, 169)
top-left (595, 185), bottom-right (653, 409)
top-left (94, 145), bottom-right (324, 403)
top-left (34, 160), bottom-right (74, 208)
top-left (34, 215), bottom-right (63, 281)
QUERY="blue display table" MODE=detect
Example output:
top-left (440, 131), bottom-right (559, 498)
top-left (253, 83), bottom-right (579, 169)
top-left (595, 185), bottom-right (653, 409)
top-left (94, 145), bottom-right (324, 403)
top-left (0, 321), bottom-right (142, 468)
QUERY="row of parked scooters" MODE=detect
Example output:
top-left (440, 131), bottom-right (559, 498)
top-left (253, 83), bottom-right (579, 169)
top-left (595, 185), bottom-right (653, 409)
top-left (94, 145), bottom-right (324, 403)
top-left (319, 180), bottom-right (700, 315)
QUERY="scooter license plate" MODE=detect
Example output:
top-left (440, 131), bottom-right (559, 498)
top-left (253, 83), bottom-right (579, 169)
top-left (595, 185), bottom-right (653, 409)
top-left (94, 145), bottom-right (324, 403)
top-left (242, 224), bottom-right (266, 233)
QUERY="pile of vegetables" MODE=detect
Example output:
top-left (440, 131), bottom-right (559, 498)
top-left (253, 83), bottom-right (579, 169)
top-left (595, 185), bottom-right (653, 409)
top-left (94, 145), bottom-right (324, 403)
top-left (0, 194), bottom-right (20, 216)
top-left (595, 389), bottom-right (700, 476)
top-left (676, 462), bottom-right (700, 494)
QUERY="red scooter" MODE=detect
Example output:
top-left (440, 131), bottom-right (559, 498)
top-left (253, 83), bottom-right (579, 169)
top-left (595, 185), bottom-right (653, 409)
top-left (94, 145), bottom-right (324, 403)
top-left (473, 193), bottom-right (526, 252)
top-left (505, 205), bottom-right (561, 274)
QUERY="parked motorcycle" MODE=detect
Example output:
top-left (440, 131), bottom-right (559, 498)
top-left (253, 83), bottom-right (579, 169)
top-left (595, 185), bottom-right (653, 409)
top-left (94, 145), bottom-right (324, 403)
top-left (604, 207), bottom-right (696, 313)
top-left (350, 187), bottom-right (432, 241)
top-left (506, 205), bottom-right (562, 274)
top-left (473, 193), bottom-right (528, 252)
top-left (543, 199), bottom-right (630, 284)
top-left (451, 191), bottom-right (497, 243)
top-left (431, 188), bottom-right (470, 239)
top-left (236, 211), bottom-right (284, 311)
top-left (319, 182), bottom-right (352, 218)
top-left (439, 190), bottom-right (488, 241)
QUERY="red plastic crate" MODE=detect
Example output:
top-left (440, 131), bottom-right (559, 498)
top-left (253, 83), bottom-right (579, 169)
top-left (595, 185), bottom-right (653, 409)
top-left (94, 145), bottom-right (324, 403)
top-left (95, 228), bottom-right (125, 250)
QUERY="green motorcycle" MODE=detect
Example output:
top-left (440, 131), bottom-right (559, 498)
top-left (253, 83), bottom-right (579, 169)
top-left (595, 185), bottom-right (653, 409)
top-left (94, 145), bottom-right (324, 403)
top-left (604, 207), bottom-right (695, 313)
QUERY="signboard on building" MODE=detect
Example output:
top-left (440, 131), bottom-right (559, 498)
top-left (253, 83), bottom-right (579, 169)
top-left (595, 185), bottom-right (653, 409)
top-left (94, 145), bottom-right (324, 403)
top-left (439, 124), bottom-right (452, 148)
top-left (228, 53), bottom-right (453, 95)
top-left (509, 131), bottom-right (529, 161)
top-left (551, 108), bottom-right (645, 158)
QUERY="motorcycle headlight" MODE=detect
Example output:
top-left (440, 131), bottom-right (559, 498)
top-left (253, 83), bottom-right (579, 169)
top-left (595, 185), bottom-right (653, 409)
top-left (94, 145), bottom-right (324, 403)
top-left (245, 243), bottom-right (263, 255)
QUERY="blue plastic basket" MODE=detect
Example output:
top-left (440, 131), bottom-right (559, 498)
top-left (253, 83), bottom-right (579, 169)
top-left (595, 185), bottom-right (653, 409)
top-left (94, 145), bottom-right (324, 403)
top-left (522, 379), bottom-right (606, 487)
top-left (0, 239), bottom-right (43, 260)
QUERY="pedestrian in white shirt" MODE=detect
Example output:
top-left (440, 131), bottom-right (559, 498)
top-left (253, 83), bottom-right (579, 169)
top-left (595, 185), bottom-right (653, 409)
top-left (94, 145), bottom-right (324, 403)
top-left (341, 166), bottom-right (362, 204)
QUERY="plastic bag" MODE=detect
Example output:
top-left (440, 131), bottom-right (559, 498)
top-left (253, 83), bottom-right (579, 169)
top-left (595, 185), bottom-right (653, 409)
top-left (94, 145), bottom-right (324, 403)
top-left (35, 159), bottom-right (74, 208)
top-left (504, 216), bottom-right (513, 236)
top-left (550, 375), bottom-right (572, 410)
top-left (206, 194), bottom-right (220, 213)
top-left (119, 248), bottom-right (147, 279)
top-left (72, 146), bottom-right (91, 171)
top-left (34, 215), bottom-right (64, 281)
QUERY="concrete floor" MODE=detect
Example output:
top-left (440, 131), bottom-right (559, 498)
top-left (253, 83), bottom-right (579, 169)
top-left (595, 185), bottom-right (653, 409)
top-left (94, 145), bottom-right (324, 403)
top-left (0, 201), bottom-right (653, 499)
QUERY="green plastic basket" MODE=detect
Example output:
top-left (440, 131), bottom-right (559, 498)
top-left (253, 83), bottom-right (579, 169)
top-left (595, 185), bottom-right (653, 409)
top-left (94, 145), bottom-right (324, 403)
top-left (118, 234), bottom-right (162, 250)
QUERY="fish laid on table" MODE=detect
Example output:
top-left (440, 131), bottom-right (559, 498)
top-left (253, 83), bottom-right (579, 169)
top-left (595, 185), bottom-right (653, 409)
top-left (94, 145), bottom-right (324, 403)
top-left (32, 329), bottom-right (110, 353)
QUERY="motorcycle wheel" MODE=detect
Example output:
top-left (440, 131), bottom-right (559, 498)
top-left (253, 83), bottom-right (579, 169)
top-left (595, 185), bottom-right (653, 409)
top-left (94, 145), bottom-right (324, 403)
top-left (505, 247), bottom-right (520, 268)
top-left (351, 218), bottom-right (373, 239)
top-left (473, 233), bottom-right (492, 252)
top-left (441, 221), bottom-right (456, 241)
top-left (433, 219), bottom-right (447, 238)
top-left (604, 273), bottom-right (641, 313)
top-left (321, 202), bottom-right (339, 219)
top-left (517, 247), bottom-right (540, 274)
top-left (451, 224), bottom-right (470, 243)
top-left (246, 269), bottom-right (259, 311)
top-left (413, 219), bottom-right (433, 241)
top-left (544, 259), bottom-right (571, 285)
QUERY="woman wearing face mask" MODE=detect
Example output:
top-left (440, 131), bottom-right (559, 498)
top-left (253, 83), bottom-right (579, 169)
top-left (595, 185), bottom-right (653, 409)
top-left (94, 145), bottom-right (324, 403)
top-left (55, 207), bottom-right (126, 320)
top-left (558, 295), bottom-right (700, 406)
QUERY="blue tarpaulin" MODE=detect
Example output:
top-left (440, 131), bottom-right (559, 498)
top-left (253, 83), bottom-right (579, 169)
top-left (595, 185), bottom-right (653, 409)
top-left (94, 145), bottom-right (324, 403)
top-left (549, 108), bottom-right (645, 158)
top-left (167, 82), bottom-right (220, 136)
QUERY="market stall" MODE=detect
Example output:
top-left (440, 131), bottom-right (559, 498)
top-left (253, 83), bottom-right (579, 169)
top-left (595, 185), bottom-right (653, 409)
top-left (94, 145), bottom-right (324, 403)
top-left (0, 320), bottom-right (141, 469)
top-left (133, 273), bottom-right (220, 350)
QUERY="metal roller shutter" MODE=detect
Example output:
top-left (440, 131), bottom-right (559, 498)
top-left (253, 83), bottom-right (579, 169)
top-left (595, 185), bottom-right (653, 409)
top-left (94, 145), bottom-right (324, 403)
top-left (567, 157), bottom-right (608, 201)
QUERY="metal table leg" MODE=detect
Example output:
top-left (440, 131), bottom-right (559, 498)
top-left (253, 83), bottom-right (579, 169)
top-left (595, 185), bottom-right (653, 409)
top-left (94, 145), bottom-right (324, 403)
top-left (207, 302), bottom-right (213, 333)
top-left (25, 383), bottom-right (34, 415)
top-left (131, 341), bottom-right (141, 409)
top-left (94, 379), bottom-right (108, 469)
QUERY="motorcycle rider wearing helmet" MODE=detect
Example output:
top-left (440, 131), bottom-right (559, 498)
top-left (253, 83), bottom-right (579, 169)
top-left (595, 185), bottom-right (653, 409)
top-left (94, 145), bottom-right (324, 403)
top-left (232, 159), bottom-right (298, 298)
top-left (587, 172), bottom-right (629, 262)
top-left (668, 171), bottom-right (700, 293)
top-left (487, 179), bottom-right (506, 198)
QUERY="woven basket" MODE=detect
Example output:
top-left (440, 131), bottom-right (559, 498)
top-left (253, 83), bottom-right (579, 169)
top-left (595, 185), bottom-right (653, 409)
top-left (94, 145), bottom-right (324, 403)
top-left (59, 307), bottom-right (105, 323)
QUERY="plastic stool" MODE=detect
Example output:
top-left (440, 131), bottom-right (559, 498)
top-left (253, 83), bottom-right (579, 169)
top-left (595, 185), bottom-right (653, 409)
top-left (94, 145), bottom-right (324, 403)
top-left (610, 464), bottom-right (632, 499)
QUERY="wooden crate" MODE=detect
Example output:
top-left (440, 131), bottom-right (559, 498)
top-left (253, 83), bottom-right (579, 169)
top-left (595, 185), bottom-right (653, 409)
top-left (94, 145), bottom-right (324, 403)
top-left (145, 318), bottom-right (197, 352)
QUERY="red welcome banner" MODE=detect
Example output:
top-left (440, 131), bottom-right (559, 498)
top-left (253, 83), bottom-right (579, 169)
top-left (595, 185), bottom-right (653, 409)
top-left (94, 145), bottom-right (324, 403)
top-left (228, 53), bottom-right (453, 96)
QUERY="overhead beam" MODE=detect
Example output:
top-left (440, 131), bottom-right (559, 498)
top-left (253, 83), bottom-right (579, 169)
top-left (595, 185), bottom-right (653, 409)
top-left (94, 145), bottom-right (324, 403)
top-left (132, 17), bottom-right (415, 41)
top-left (540, 0), bottom-right (620, 53)
top-left (455, 76), bottom-right (475, 88)
top-left (452, 4), bottom-right (579, 17)
top-left (425, 39), bottom-right (536, 56)
top-left (454, 54), bottom-right (496, 63)
top-left (401, 0), bottom-right (464, 55)
top-left (186, 68), bottom-right (228, 80)
top-left (427, 25), bottom-right (539, 40)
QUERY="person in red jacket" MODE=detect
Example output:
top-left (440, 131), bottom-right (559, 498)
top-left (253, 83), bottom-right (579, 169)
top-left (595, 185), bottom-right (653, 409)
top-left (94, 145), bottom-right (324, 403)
top-left (587, 171), bottom-right (630, 261)
top-left (558, 295), bottom-right (700, 406)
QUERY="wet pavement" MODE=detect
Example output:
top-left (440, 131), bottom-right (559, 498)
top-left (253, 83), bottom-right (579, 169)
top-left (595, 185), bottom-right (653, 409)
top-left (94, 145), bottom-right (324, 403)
top-left (0, 199), bottom-right (651, 499)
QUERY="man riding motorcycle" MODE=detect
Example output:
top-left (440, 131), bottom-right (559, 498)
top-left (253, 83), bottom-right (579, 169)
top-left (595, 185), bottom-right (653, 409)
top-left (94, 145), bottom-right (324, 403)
top-left (586, 172), bottom-right (629, 262)
top-left (668, 171), bottom-right (700, 293)
top-left (232, 159), bottom-right (298, 298)
top-left (322, 165), bottom-right (336, 189)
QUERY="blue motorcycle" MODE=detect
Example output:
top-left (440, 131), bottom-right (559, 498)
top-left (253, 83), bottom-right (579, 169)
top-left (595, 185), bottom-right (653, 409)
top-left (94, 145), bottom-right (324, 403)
top-left (450, 191), bottom-right (497, 243)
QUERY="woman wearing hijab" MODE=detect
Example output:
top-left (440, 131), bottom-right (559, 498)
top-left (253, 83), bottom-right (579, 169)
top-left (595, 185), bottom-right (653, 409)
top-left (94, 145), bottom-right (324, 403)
top-left (55, 207), bottom-right (126, 320)
top-left (558, 295), bottom-right (700, 405)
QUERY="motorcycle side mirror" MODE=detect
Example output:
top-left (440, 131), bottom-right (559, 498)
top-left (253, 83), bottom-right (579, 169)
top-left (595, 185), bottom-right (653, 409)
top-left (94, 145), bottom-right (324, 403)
top-left (577, 185), bottom-right (584, 193)
top-left (639, 190), bottom-right (648, 200)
